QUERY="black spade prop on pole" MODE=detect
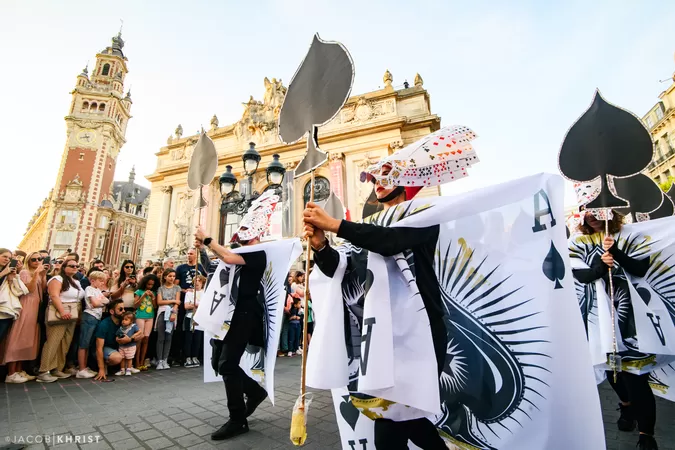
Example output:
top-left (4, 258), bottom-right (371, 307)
top-left (613, 173), bottom-right (663, 222)
top-left (558, 90), bottom-right (654, 382)
top-left (278, 33), bottom-right (354, 446)
top-left (558, 90), bottom-right (653, 209)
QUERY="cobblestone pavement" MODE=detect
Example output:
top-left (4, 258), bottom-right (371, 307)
top-left (1, 357), bottom-right (674, 449)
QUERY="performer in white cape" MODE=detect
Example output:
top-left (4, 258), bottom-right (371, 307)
top-left (193, 191), bottom-right (302, 441)
top-left (569, 180), bottom-right (675, 450)
top-left (301, 125), bottom-right (607, 450)
top-left (302, 125), bottom-right (481, 448)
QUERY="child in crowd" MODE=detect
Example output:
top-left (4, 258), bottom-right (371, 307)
top-left (155, 269), bottom-right (180, 370)
top-left (287, 297), bottom-right (303, 357)
top-left (183, 275), bottom-right (205, 368)
top-left (134, 274), bottom-right (159, 371)
top-left (115, 311), bottom-right (139, 376)
top-left (77, 271), bottom-right (109, 379)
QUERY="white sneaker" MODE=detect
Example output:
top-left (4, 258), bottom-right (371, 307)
top-left (156, 360), bottom-right (165, 370)
top-left (129, 367), bottom-right (140, 374)
top-left (296, 350), bottom-right (303, 356)
top-left (85, 367), bottom-right (97, 375)
top-left (5, 373), bottom-right (28, 384)
top-left (36, 372), bottom-right (58, 383)
top-left (76, 369), bottom-right (95, 379)
top-left (114, 370), bottom-right (125, 376)
top-left (287, 352), bottom-right (293, 357)
top-left (125, 369), bottom-right (132, 376)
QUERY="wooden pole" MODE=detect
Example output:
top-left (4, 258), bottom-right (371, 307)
top-left (299, 170), bottom-right (315, 405)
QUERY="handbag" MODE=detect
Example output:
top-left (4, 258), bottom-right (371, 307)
top-left (47, 301), bottom-right (79, 325)
top-left (0, 277), bottom-right (28, 320)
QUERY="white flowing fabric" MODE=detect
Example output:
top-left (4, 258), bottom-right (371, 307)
top-left (195, 238), bottom-right (302, 406)
top-left (309, 173), bottom-right (606, 449)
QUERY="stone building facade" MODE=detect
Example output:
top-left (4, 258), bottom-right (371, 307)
top-left (644, 52), bottom-right (675, 187)
top-left (143, 71), bottom-right (441, 261)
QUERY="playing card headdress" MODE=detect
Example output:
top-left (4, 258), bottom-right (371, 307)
top-left (360, 125), bottom-right (479, 201)
top-left (278, 33), bottom-right (354, 447)
top-left (230, 190), bottom-right (280, 243)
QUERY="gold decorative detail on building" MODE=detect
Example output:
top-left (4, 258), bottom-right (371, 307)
top-left (383, 69), bottom-right (393, 88)
top-left (414, 73), bottom-right (424, 87)
top-left (211, 114), bottom-right (219, 130)
top-left (233, 78), bottom-right (287, 146)
top-left (175, 124), bottom-right (183, 139)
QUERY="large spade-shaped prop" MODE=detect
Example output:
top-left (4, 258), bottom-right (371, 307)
top-left (558, 90), bottom-right (654, 383)
top-left (650, 191), bottom-right (675, 220)
top-left (187, 131), bottom-right (219, 217)
top-left (559, 90), bottom-right (653, 210)
top-left (614, 173), bottom-right (663, 222)
top-left (278, 34), bottom-right (354, 177)
top-left (279, 33), bottom-right (354, 447)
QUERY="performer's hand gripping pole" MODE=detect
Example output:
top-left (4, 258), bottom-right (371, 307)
top-left (290, 171), bottom-right (315, 446)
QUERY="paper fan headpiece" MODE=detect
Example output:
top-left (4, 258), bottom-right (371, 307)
top-left (361, 125), bottom-right (479, 199)
top-left (231, 190), bottom-right (280, 243)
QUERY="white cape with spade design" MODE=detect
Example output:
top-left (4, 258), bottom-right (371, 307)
top-left (307, 173), bottom-right (605, 450)
top-left (194, 238), bottom-right (303, 405)
top-left (569, 217), bottom-right (675, 400)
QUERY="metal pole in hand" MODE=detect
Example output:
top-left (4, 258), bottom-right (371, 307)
top-left (300, 170), bottom-right (315, 404)
top-left (605, 211), bottom-right (619, 383)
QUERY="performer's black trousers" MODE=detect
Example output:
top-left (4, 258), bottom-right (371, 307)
top-left (373, 319), bottom-right (448, 449)
top-left (606, 371), bottom-right (656, 435)
top-left (220, 311), bottom-right (266, 423)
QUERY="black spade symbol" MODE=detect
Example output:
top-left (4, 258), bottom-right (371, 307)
top-left (614, 174), bottom-right (663, 222)
top-left (636, 285), bottom-right (652, 305)
top-left (339, 395), bottom-right (360, 431)
top-left (558, 91), bottom-right (653, 209)
top-left (542, 241), bottom-right (565, 289)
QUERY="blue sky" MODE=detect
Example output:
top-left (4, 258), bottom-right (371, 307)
top-left (1, 0), bottom-right (674, 247)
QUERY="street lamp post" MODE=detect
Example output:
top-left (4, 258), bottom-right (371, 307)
top-left (218, 142), bottom-right (286, 243)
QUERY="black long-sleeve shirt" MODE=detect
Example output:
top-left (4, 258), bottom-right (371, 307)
top-left (314, 220), bottom-right (444, 324)
top-left (572, 242), bottom-right (649, 284)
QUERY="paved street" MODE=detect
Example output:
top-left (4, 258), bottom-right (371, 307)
top-left (1, 356), bottom-right (674, 450)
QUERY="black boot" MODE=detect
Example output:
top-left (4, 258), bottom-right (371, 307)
top-left (637, 434), bottom-right (658, 450)
top-left (617, 403), bottom-right (636, 432)
top-left (211, 420), bottom-right (249, 440)
top-left (245, 389), bottom-right (268, 418)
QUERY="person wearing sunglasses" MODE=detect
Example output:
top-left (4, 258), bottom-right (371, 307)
top-left (2, 252), bottom-right (46, 383)
top-left (37, 257), bottom-right (84, 383)
top-left (111, 260), bottom-right (138, 313)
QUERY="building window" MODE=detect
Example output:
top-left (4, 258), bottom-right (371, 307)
top-left (303, 176), bottom-right (331, 206)
top-left (102, 64), bottom-right (110, 76)
top-left (646, 116), bottom-right (654, 129)
top-left (656, 107), bottom-right (664, 121)
top-left (97, 235), bottom-right (105, 249)
top-left (55, 231), bottom-right (75, 246)
top-left (99, 103), bottom-right (105, 112)
top-left (99, 216), bottom-right (109, 229)
top-left (82, 101), bottom-right (89, 111)
top-left (90, 102), bottom-right (98, 112)
top-left (59, 210), bottom-right (79, 224)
